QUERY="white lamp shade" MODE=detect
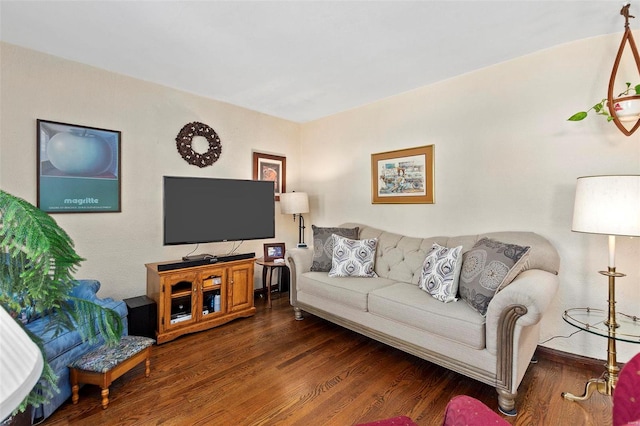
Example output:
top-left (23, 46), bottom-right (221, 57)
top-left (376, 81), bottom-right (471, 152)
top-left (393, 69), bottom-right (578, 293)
top-left (0, 305), bottom-right (44, 420)
top-left (280, 192), bottom-right (309, 215)
top-left (572, 175), bottom-right (640, 237)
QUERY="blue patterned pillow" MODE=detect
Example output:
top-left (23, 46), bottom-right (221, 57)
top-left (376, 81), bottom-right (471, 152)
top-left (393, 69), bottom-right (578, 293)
top-left (459, 238), bottom-right (530, 316)
top-left (418, 243), bottom-right (463, 303)
top-left (328, 234), bottom-right (378, 278)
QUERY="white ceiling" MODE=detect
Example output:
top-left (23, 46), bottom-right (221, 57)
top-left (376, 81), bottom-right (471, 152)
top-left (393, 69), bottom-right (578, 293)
top-left (0, 1), bottom-right (630, 122)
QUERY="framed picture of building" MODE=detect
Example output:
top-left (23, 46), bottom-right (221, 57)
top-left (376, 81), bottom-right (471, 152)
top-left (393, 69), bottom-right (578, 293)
top-left (371, 145), bottom-right (434, 204)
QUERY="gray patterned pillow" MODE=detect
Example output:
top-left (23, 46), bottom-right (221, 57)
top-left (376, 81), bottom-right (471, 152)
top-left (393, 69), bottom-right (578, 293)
top-left (328, 234), bottom-right (378, 278)
top-left (418, 243), bottom-right (463, 303)
top-left (459, 238), bottom-right (530, 316)
top-left (311, 225), bottom-right (359, 272)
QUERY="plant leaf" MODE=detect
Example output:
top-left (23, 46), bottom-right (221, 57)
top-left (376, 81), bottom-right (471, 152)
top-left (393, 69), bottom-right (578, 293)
top-left (0, 190), bottom-right (123, 414)
top-left (568, 112), bottom-right (588, 121)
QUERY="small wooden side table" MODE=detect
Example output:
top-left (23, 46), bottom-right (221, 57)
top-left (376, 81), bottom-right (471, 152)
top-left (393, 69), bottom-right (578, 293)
top-left (255, 257), bottom-right (287, 308)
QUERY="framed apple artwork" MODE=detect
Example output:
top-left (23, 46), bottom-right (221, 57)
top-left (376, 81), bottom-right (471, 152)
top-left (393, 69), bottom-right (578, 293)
top-left (37, 119), bottom-right (121, 213)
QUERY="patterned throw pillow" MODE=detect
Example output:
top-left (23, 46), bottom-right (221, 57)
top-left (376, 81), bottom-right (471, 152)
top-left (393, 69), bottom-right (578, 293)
top-left (311, 225), bottom-right (359, 272)
top-left (418, 243), bottom-right (463, 303)
top-left (328, 234), bottom-right (378, 278)
top-left (459, 238), bottom-right (530, 316)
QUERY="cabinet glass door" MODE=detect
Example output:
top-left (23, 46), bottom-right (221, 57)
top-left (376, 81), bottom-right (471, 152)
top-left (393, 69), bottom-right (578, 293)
top-left (201, 270), bottom-right (226, 319)
top-left (165, 272), bottom-right (197, 329)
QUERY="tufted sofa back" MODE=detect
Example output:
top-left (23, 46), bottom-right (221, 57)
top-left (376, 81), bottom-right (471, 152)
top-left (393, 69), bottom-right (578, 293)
top-left (340, 223), bottom-right (560, 285)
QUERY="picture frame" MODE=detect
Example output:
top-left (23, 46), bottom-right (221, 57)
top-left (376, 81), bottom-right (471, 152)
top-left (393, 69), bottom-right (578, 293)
top-left (371, 145), bottom-right (434, 204)
top-left (263, 243), bottom-right (286, 262)
top-left (253, 152), bottom-right (286, 201)
top-left (37, 119), bottom-right (121, 213)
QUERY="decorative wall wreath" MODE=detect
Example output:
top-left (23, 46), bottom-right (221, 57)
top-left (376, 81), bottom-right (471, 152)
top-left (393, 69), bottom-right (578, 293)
top-left (175, 121), bottom-right (222, 168)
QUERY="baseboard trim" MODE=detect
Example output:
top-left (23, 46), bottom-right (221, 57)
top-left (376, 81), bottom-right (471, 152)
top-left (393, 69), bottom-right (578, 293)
top-left (535, 346), bottom-right (622, 374)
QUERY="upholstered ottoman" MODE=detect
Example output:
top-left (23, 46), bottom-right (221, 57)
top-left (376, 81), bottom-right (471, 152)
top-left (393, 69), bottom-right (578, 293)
top-left (68, 335), bottom-right (154, 409)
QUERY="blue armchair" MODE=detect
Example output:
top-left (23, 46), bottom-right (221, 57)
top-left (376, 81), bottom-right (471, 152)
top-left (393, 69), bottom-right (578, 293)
top-left (25, 280), bottom-right (128, 423)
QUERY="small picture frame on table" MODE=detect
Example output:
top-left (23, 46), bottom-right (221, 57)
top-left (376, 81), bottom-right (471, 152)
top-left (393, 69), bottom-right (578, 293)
top-left (263, 243), bottom-right (286, 262)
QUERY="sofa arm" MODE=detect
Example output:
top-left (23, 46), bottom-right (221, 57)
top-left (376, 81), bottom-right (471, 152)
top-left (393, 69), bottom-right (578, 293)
top-left (69, 279), bottom-right (128, 340)
top-left (485, 269), bottom-right (560, 355)
top-left (285, 248), bottom-right (314, 306)
top-left (69, 279), bottom-right (127, 329)
top-left (70, 279), bottom-right (119, 305)
top-left (286, 248), bottom-right (314, 275)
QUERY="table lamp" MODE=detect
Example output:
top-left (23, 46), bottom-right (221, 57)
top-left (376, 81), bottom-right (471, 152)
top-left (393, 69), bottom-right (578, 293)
top-left (0, 305), bottom-right (44, 421)
top-left (568, 174), bottom-right (640, 398)
top-left (280, 192), bottom-right (310, 248)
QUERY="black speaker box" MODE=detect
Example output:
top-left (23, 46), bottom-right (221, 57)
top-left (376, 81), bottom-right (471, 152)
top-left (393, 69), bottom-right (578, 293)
top-left (124, 295), bottom-right (157, 340)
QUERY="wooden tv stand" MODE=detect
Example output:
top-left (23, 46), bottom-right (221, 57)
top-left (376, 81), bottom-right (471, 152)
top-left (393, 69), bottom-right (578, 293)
top-left (145, 257), bottom-right (256, 344)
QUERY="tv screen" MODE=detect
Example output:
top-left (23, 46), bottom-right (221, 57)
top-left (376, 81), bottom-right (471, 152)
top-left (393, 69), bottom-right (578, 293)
top-left (163, 176), bottom-right (275, 245)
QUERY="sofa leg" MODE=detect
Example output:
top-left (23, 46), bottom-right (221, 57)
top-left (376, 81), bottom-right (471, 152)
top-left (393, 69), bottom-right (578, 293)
top-left (294, 307), bottom-right (304, 321)
top-left (496, 388), bottom-right (517, 417)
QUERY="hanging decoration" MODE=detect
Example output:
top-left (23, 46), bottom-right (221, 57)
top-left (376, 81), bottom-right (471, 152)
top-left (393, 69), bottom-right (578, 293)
top-left (175, 122), bottom-right (222, 167)
top-left (607, 3), bottom-right (640, 136)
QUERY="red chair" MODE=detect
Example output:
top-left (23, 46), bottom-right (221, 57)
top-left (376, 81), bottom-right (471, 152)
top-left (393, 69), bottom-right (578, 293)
top-left (442, 395), bottom-right (509, 426)
top-left (614, 352), bottom-right (640, 426)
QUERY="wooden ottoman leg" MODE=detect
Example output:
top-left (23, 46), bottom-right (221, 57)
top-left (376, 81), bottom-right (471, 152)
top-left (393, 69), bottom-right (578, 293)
top-left (100, 387), bottom-right (109, 409)
top-left (70, 369), bottom-right (79, 405)
top-left (144, 350), bottom-right (151, 378)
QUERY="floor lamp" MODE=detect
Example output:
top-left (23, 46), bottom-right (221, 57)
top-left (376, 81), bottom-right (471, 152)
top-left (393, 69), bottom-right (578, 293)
top-left (567, 175), bottom-right (640, 399)
top-left (280, 192), bottom-right (310, 248)
top-left (0, 306), bottom-right (44, 422)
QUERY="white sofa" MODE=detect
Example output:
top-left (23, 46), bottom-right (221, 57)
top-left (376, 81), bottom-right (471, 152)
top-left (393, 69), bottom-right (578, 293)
top-left (286, 223), bottom-right (560, 415)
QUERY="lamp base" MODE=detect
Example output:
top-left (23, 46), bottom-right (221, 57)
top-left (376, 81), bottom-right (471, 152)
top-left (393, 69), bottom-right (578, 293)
top-left (297, 243), bottom-right (308, 248)
top-left (562, 376), bottom-right (614, 401)
top-left (562, 265), bottom-right (622, 403)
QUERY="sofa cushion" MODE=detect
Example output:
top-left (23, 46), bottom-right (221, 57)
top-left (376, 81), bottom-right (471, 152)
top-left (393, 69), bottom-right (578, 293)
top-left (298, 272), bottom-right (396, 311)
top-left (459, 238), bottom-right (530, 316)
top-left (418, 243), bottom-right (463, 303)
top-left (329, 235), bottom-right (378, 278)
top-left (368, 282), bottom-right (486, 349)
top-left (311, 225), bottom-right (359, 272)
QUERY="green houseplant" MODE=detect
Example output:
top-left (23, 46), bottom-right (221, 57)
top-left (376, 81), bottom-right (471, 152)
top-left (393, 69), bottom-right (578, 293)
top-left (568, 82), bottom-right (640, 122)
top-left (0, 190), bottom-right (123, 415)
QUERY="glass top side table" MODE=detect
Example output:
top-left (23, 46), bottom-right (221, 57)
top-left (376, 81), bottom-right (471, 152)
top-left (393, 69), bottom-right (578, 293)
top-left (563, 308), bottom-right (640, 344)
top-left (561, 307), bottom-right (640, 401)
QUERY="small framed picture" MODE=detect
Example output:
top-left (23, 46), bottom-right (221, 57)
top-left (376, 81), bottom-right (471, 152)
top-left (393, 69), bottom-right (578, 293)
top-left (253, 152), bottom-right (286, 201)
top-left (263, 243), bottom-right (286, 262)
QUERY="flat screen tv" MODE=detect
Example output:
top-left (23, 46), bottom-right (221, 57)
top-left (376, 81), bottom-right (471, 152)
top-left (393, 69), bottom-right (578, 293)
top-left (163, 176), bottom-right (275, 246)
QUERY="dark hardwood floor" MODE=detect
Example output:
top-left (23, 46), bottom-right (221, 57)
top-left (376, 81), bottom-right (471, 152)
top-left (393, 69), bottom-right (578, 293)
top-left (44, 293), bottom-right (613, 425)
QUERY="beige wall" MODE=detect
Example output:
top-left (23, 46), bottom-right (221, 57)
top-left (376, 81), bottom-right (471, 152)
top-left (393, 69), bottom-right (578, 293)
top-left (0, 42), bottom-right (302, 298)
top-left (2, 32), bottom-right (639, 362)
top-left (299, 32), bottom-right (640, 362)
